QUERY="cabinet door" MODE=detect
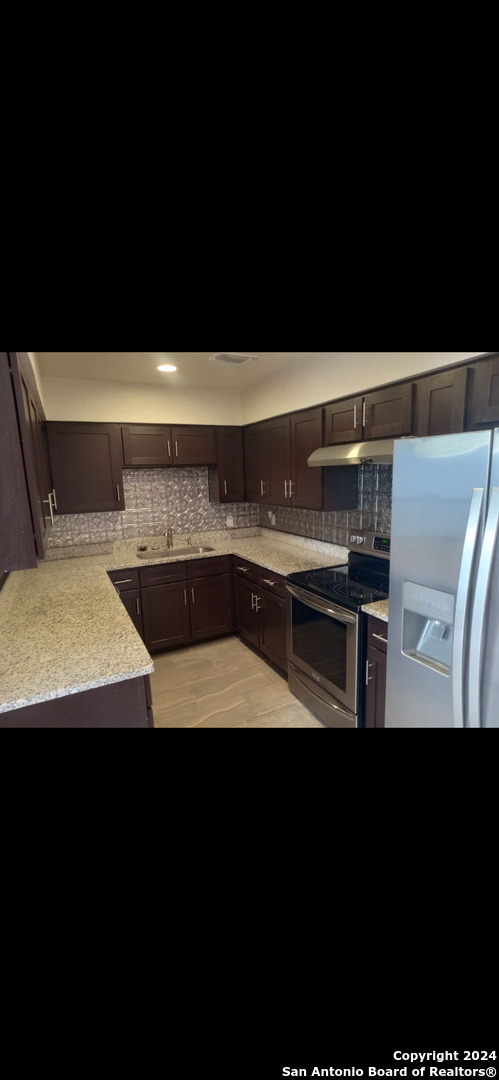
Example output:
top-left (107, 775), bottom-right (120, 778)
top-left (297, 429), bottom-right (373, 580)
top-left (259, 589), bottom-right (287, 672)
top-left (363, 383), bottom-right (413, 439)
top-left (0, 352), bottom-right (38, 570)
top-left (265, 415), bottom-right (291, 506)
top-left (189, 573), bottom-right (235, 641)
top-left (467, 355), bottom-right (499, 427)
top-left (290, 407), bottom-right (323, 510)
top-left (171, 426), bottom-right (217, 465)
top-left (234, 575), bottom-right (260, 647)
top-left (365, 645), bottom-right (387, 728)
top-left (120, 589), bottom-right (145, 640)
top-left (46, 422), bottom-right (124, 514)
top-left (414, 368), bottom-right (467, 436)
top-left (243, 424), bottom-right (269, 502)
top-left (11, 355), bottom-right (52, 558)
top-left (324, 396), bottom-right (363, 445)
top-left (208, 427), bottom-right (245, 503)
top-left (122, 424), bottom-right (173, 466)
top-left (141, 581), bottom-right (191, 653)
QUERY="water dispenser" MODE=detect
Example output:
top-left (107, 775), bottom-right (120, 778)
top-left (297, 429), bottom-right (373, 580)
top-left (402, 581), bottom-right (455, 674)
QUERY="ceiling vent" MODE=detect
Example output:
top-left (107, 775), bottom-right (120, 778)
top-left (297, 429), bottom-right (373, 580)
top-left (209, 353), bottom-right (260, 365)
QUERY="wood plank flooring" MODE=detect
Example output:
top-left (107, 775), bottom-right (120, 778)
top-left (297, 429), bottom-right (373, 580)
top-left (150, 636), bottom-right (324, 728)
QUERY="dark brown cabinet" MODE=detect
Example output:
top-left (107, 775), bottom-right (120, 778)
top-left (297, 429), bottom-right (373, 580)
top-left (289, 408), bottom-right (324, 510)
top-left (364, 615), bottom-right (388, 728)
top-left (243, 422), bottom-right (270, 503)
top-left (139, 556), bottom-right (234, 654)
top-left (234, 558), bottom-right (287, 671)
top-left (122, 423), bottom-right (217, 467)
top-left (46, 422), bottom-right (124, 514)
top-left (208, 427), bottom-right (245, 503)
top-left (324, 384), bottom-right (413, 444)
top-left (414, 367), bottom-right (468, 436)
top-left (108, 569), bottom-right (144, 640)
top-left (0, 352), bottom-right (54, 570)
top-left (243, 416), bottom-right (291, 506)
top-left (467, 354), bottom-right (499, 428)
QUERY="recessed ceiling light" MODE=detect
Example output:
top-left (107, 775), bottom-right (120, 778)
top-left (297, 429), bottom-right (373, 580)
top-left (157, 364), bottom-right (177, 372)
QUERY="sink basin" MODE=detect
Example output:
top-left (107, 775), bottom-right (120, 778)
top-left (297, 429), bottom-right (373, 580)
top-left (137, 546), bottom-right (215, 559)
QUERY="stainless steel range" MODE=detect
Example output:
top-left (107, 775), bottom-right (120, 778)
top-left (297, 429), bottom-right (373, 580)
top-left (286, 531), bottom-right (390, 728)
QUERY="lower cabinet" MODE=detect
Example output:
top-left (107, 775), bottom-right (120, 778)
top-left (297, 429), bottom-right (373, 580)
top-left (234, 558), bottom-right (287, 672)
top-left (112, 556), bottom-right (235, 655)
top-left (365, 615), bottom-right (388, 728)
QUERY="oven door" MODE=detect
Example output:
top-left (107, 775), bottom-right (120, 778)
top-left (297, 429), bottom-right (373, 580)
top-left (286, 583), bottom-right (359, 716)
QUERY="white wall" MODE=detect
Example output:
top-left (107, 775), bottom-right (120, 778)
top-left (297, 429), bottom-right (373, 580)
top-left (41, 377), bottom-right (243, 425)
top-left (240, 352), bottom-right (489, 424)
top-left (27, 352), bottom-right (46, 409)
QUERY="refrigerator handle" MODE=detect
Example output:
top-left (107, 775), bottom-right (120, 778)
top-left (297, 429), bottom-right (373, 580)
top-left (452, 487), bottom-right (484, 729)
top-left (468, 487), bottom-right (499, 729)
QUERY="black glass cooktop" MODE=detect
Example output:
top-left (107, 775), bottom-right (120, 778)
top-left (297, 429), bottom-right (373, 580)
top-left (287, 555), bottom-right (389, 613)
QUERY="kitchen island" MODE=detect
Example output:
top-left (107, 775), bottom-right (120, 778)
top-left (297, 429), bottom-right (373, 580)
top-left (0, 528), bottom-right (348, 727)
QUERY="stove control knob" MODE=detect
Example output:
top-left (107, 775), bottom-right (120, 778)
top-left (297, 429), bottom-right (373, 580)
top-left (350, 535), bottom-right (358, 543)
top-left (356, 535), bottom-right (365, 545)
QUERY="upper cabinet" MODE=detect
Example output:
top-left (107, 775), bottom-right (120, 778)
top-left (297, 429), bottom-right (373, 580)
top-left (46, 422), bottom-right (124, 514)
top-left (324, 384), bottom-right (413, 444)
top-left (466, 355), bottom-right (499, 428)
top-left (121, 424), bottom-right (216, 467)
top-left (208, 427), bottom-right (245, 503)
top-left (413, 367), bottom-right (468, 436)
top-left (10, 352), bottom-right (54, 559)
top-left (1, 352), bottom-right (43, 570)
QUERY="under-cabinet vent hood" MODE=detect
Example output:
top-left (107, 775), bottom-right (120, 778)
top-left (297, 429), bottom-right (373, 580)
top-left (308, 439), bottom-right (395, 467)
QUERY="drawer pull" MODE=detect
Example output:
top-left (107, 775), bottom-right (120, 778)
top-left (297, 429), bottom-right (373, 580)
top-left (263, 579), bottom-right (277, 587)
top-left (113, 578), bottom-right (133, 585)
top-left (237, 566), bottom-right (249, 572)
top-left (372, 632), bottom-right (388, 643)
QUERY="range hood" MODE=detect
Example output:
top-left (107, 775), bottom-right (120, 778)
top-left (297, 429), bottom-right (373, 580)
top-left (308, 439), bottom-right (395, 467)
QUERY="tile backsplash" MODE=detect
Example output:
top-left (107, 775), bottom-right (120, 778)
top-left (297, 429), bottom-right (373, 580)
top-left (48, 468), bottom-right (259, 548)
top-left (259, 464), bottom-right (392, 545)
top-left (48, 464), bottom-right (392, 549)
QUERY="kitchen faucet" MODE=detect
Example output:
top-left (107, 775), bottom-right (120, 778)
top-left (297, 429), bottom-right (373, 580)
top-left (165, 528), bottom-right (173, 549)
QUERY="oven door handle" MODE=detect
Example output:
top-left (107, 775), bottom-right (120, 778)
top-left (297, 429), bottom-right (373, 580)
top-left (286, 583), bottom-right (358, 625)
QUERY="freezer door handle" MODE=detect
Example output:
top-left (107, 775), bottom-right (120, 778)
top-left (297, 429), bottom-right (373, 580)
top-left (468, 487), bottom-right (499, 728)
top-left (452, 487), bottom-right (484, 728)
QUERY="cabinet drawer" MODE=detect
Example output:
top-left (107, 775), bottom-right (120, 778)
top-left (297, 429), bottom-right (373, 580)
top-left (108, 568), bottom-right (140, 591)
top-left (256, 568), bottom-right (287, 598)
top-left (139, 562), bottom-right (187, 587)
top-left (187, 555), bottom-right (232, 579)
top-left (232, 556), bottom-right (261, 580)
top-left (367, 615), bottom-right (388, 653)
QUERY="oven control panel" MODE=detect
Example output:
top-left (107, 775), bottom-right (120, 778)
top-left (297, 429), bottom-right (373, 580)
top-left (348, 531), bottom-right (390, 558)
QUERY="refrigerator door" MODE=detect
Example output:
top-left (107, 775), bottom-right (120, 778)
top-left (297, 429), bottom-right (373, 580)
top-left (385, 431), bottom-right (492, 728)
top-left (468, 431), bottom-right (499, 728)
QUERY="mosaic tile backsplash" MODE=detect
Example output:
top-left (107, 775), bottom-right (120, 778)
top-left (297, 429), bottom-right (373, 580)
top-left (47, 464), bottom-right (392, 549)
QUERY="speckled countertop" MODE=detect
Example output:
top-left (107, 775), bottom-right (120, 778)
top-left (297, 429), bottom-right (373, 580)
top-left (362, 600), bottom-right (389, 624)
top-left (0, 528), bottom-right (348, 714)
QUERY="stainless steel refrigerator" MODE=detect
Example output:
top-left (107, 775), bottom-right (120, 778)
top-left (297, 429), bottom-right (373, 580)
top-left (385, 429), bottom-right (499, 728)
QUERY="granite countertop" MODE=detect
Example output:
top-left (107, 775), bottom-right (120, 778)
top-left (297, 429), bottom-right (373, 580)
top-left (0, 528), bottom-right (348, 714)
top-left (362, 599), bottom-right (389, 623)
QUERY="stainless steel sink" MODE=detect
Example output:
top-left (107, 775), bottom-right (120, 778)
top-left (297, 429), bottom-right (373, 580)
top-left (137, 546), bottom-right (215, 559)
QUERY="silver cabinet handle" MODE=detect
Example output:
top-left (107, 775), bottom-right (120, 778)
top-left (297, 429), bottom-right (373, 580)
top-left (284, 480), bottom-right (289, 497)
top-left (263, 579), bottom-right (276, 587)
top-left (184, 589), bottom-right (187, 606)
top-left (260, 480), bottom-right (266, 496)
top-left (237, 566), bottom-right (249, 572)
top-left (289, 480), bottom-right (294, 497)
top-left (51, 488), bottom-right (57, 510)
top-left (251, 593), bottom-right (261, 610)
top-left (113, 578), bottom-right (133, 585)
top-left (372, 632), bottom-right (388, 643)
top-left (136, 598), bottom-right (140, 615)
top-left (43, 492), bottom-right (54, 526)
top-left (362, 401), bottom-right (366, 426)
top-left (366, 660), bottom-right (373, 685)
top-left (353, 404), bottom-right (357, 429)
top-left (175, 441), bottom-right (179, 458)
top-left (468, 487), bottom-right (499, 728)
top-left (168, 440), bottom-right (171, 459)
top-left (224, 480), bottom-right (228, 495)
top-left (452, 487), bottom-right (484, 729)
top-left (116, 485), bottom-right (121, 502)
top-left (191, 588), bottom-right (195, 604)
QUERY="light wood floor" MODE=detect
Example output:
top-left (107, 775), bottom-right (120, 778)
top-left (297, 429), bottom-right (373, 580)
top-left (150, 636), bottom-right (324, 728)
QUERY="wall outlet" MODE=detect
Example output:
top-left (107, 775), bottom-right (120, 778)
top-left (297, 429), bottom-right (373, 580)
top-left (226, 514), bottom-right (234, 528)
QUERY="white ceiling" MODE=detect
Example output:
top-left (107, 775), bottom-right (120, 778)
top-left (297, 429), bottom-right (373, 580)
top-left (34, 352), bottom-right (319, 390)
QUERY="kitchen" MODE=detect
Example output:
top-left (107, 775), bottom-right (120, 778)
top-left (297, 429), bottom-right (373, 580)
top-left (1, 351), bottom-right (497, 728)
